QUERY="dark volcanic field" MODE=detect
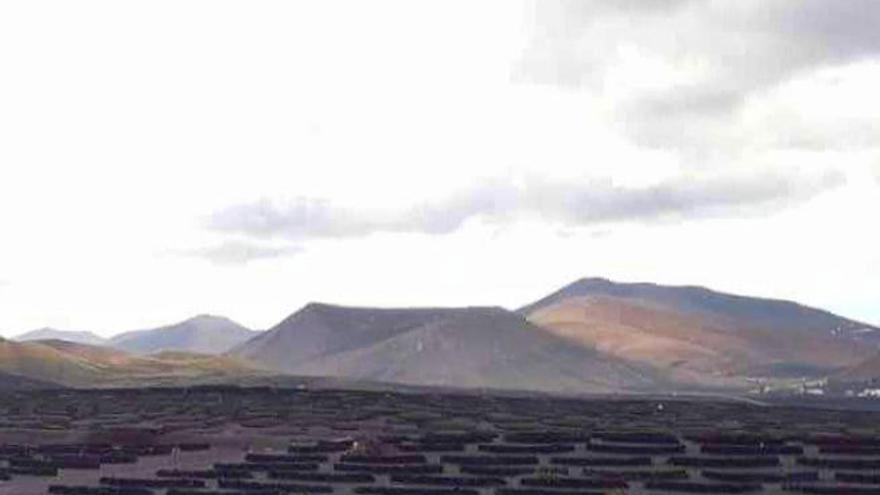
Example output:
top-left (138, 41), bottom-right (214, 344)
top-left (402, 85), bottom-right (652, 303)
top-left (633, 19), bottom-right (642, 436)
top-left (3, 387), bottom-right (880, 494)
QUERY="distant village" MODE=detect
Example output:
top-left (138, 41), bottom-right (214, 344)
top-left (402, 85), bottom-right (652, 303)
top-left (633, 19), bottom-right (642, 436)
top-left (750, 376), bottom-right (880, 399)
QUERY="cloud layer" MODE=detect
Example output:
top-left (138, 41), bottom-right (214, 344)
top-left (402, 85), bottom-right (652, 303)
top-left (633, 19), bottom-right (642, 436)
top-left (208, 171), bottom-right (842, 241)
top-left (519, 0), bottom-right (880, 150)
top-left (182, 241), bottom-right (302, 265)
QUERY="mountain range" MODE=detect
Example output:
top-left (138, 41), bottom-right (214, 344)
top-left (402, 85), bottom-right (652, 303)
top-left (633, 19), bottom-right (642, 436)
top-left (3, 277), bottom-right (878, 392)
top-left (0, 336), bottom-right (265, 388)
top-left (108, 314), bottom-right (257, 355)
top-left (230, 303), bottom-right (659, 393)
top-left (12, 315), bottom-right (257, 356)
top-left (15, 328), bottom-right (108, 347)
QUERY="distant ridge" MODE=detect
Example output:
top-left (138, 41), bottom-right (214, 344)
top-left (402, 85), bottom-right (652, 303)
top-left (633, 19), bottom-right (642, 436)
top-left (0, 337), bottom-right (264, 387)
top-left (4, 277), bottom-right (876, 394)
top-left (231, 302), bottom-right (660, 393)
top-left (521, 278), bottom-right (876, 334)
top-left (110, 314), bottom-right (257, 355)
top-left (521, 277), bottom-right (879, 383)
top-left (15, 328), bottom-right (107, 347)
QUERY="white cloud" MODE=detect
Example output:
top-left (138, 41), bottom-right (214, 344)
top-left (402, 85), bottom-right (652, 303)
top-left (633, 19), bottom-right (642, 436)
top-left (180, 241), bottom-right (303, 265)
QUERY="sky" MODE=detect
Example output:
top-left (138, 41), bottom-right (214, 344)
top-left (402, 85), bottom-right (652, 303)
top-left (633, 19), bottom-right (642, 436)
top-left (0, 0), bottom-right (878, 336)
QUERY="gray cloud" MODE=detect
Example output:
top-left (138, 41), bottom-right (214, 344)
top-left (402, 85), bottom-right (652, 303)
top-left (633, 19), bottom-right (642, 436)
top-left (593, 0), bottom-right (697, 14)
top-left (520, 0), bottom-right (880, 149)
top-left (527, 171), bottom-right (844, 224)
top-left (182, 241), bottom-right (303, 265)
top-left (208, 183), bottom-right (519, 240)
top-left (208, 171), bottom-right (843, 240)
top-left (633, 87), bottom-right (744, 120)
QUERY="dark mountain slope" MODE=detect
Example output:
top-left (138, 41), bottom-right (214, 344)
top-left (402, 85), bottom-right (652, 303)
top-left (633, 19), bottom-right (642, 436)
top-left (231, 303), bottom-right (459, 367)
top-left (231, 303), bottom-right (662, 393)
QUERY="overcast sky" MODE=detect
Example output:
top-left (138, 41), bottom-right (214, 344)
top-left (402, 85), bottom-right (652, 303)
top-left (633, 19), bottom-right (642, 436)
top-left (1, 0), bottom-right (878, 336)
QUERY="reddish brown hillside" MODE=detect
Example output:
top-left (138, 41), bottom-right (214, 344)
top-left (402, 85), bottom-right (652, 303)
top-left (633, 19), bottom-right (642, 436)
top-left (523, 278), bottom-right (878, 383)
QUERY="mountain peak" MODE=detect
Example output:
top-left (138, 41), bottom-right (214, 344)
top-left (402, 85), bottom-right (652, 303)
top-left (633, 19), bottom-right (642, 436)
top-left (109, 315), bottom-right (254, 355)
top-left (570, 277), bottom-right (708, 290)
top-left (300, 302), bottom-right (340, 312)
top-left (27, 326), bottom-right (62, 335)
top-left (14, 328), bottom-right (107, 347)
top-left (231, 302), bottom-right (656, 393)
top-left (521, 277), bottom-right (727, 315)
top-left (186, 314), bottom-right (233, 324)
top-left (297, 301), bottom-right (507, 313)
top-left (570, 277), bottom-right (617, 289)
top-left (521, 276), bottom-right (879, 383)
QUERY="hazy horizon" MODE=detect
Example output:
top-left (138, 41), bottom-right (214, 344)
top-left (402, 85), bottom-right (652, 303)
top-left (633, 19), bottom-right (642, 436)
top-left (1, 0), bottom-right (878, 335)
